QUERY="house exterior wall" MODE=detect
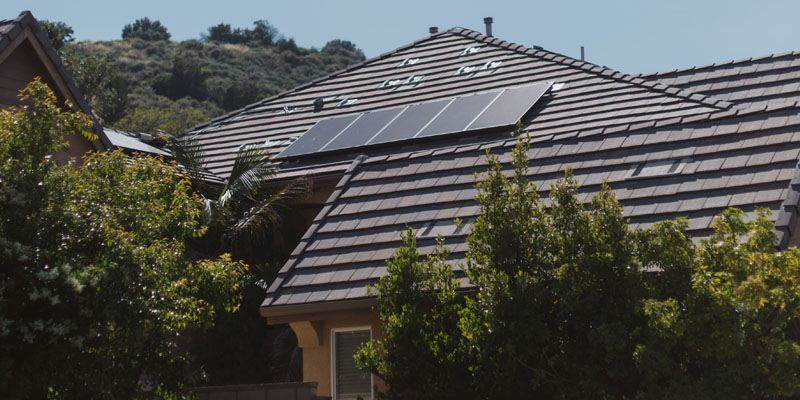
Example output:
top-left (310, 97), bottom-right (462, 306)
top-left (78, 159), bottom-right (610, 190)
top-left (288, 309), bottom-right (385, 398)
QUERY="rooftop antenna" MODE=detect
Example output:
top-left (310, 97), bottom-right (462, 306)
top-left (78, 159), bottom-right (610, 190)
top-left (484, 17), bottom-right (493, 37)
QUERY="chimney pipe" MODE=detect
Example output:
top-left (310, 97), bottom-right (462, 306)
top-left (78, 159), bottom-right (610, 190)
top-left (580, 46), bottom-right (585, 62)
top-left (484, 17), bottom-right (493, 37)
top-left (429, 26), bottom-right (438, 34)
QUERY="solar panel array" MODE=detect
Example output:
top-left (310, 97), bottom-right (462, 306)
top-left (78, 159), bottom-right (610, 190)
top-left (276, 82), bottom-right (552, 159)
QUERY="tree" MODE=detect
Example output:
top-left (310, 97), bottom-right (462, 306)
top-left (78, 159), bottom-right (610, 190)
top-left (122, 17), bottom-right (171, 41)
top-left (168, 132), bottom-right (312, 384)
top-left (113, 101), bottom-right (215, 136)
top-left (203, 20), bottom-right (280, 46)
top-left (356, 136), bottom-right (800, 399)
top-left (39, 20), bottom-right (74, 51)
top-left (61, 51), bottom-right (130, 125)
top-left (0, 79), bottom-right (245, 398)
top-left (152, 55), bottom-right (209, 101)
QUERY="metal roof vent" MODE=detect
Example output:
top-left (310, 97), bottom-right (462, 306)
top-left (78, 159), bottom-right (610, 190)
top-left (313, 98), bottom-right (324, 112)
top-left (484, 17), bottom-right (493, 37)
top-left (481, 60), bottom-right (502, 70)
top-left (455, 65), bottom-right (477, 75)
top-left (429, 26), bottom-right (438, 34)
top-left (338, 98), bottom-right (358, 107)
top-left (379, 79), bottom-right (403, 88)
top-left (460, 46), bottom-right (481, 56)
top-left (398, 58), bottom-right (420, 67)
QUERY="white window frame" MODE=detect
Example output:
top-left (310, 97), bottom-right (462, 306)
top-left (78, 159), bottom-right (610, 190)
top-left (331, 326), bottom-right (373, 400)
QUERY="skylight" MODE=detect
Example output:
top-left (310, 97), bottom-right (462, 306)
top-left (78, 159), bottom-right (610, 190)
top-left (629, 158), bottom-right (691, 179)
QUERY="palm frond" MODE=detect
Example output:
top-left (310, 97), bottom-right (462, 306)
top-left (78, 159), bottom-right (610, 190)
top-left (224, 175), bottom-right (313, 244)
top-left (167, 131), bottom-right (210, 193)
top-left (220, 143), bottom-right (277, 208)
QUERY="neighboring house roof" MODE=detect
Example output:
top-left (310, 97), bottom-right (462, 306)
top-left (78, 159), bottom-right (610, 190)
top-left (0, 11), bottom-right (111, 149)
top-left (252, 29), bottom-right (800, 317)
top-left (104, 128), bottom-right (226, 185)
top-left (104, 128), bottom-right (171, 156)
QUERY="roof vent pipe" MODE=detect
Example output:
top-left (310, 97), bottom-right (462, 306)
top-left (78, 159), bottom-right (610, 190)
top-left (429, 26), bottom-right (438, 34)
top-left (580, 46), bottom-right (585, 62)
top-left (484, 17), bottom-right (493, 37)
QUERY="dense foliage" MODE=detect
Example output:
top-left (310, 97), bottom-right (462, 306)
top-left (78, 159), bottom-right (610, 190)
top-left (203, 20), bottom-right (279, 46)
top-left (0, 79), bottom-right (245, 398)
top-left (357, 137), bottom-right (800, 399)
top-left (40, 19), bottom-right (74, 51)
top-left (54, 19), bottom-right (365, 135)
top-left (122, 17), bottom-right (171, 41)
top-left (168, 132), bottom-right (312, 385)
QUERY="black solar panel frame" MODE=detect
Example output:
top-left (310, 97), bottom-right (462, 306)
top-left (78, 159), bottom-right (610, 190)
top-left (416, 91), bottom-right (502, 138)
top-left (323, 107), bottom-right (405, 152)
top-left (467, 83), bottom-right (551, 131)
top-left (368, 99), bottom-right (452, 145)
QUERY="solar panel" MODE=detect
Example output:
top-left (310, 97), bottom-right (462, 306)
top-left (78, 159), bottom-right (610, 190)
top-left (416, 91), bottom-right (501, 138)
top-left (277, 114), bottom-right (359, 159)
top-left (323, 108), bottom-right (404, 151)
top-left (368, 99), bottom-right (451, 145)
top-left (277, 83), bottom-right (552, 159)
top-left (467, 82), bottom-right (551, 131)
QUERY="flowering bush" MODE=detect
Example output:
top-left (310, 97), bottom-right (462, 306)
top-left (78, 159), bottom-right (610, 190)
top-left (0, 79), bottom-right (245, 399)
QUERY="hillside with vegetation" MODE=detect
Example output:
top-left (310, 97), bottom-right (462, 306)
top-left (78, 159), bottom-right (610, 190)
top-left (44, 18), bottom-right (366, 135)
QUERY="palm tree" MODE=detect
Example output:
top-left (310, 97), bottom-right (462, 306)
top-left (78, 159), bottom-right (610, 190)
top-left (170, 132), bottom-right (311, 262)
top-left (168, 131), bottom-right (312, 384)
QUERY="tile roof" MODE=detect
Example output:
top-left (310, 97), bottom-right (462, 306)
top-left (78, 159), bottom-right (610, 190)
top-left (641, 51), bottom-right (800, 109)
top-left (191, 27), bottom-right (730, 181)
top-left (0, 11), bottom-right (112, 149)
top-left (262, 104), bottom-right (800, 309)
top-left (238, 29), bottom-right (800, 312)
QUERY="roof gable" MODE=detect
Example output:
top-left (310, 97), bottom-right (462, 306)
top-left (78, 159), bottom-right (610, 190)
top-left (0, 10), bottom-right (111, 149)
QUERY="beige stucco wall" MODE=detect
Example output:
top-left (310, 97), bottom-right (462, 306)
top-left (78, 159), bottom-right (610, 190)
top-left (290, 310), bottom-right (385, 398)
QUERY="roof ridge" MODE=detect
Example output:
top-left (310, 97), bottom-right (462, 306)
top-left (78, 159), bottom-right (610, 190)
top-left (447, 27), bottom-right (735, 112)
top-left (636, 50), bottom-right (800, 79)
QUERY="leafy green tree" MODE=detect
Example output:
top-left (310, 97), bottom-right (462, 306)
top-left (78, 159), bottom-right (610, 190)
top-left (203, 20), bottom-right (280, 46)
top-left (0, 79), bottom-right (245, 398)
top-left (113, 101), bottom-right (216, 136)
top-left (168, 133), bottom-right (312, 384)
top-left (61, 51), bottom-right (129, 125)
top-left (122, 17), bottom-right (171, 41)
top-left (357, 136), bottom-right (800, 399)
top-left (152, 55), bottom-right (209, 101)
top-left (39, 20), bottom-right (74, 51)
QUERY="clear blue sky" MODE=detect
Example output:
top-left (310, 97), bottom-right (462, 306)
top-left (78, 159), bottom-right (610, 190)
top-left (6, 0), bottom-right (800, 75)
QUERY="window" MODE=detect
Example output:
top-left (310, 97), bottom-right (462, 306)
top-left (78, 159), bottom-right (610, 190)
top-left (332, 328), bottom-right (372, 400)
